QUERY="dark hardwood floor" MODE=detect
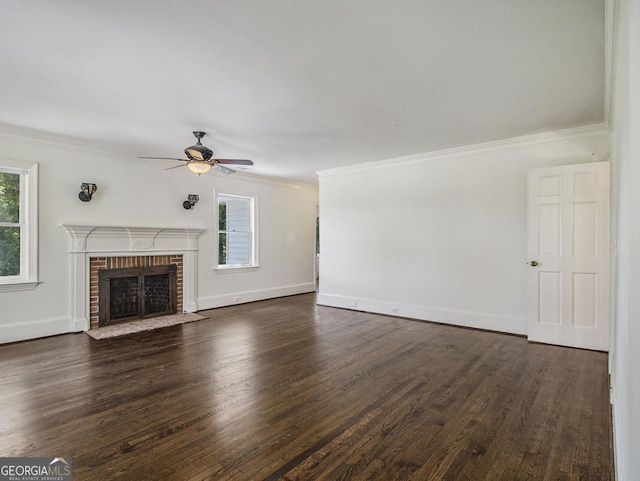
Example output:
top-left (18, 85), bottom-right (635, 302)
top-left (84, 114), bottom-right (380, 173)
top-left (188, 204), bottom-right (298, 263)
top-left (0, 294), bottom-right (613, 480)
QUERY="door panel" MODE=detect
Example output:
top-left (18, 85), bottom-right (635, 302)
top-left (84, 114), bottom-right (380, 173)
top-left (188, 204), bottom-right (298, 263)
top-left (527, 161), bottom-right (610, 351)
top-left (539, 203), bottom-right (563, 255)
top-left (573, 202), bottom-right (598, 255)
top-left (573, 273), bottom-right (597, 328)
top-left (538, 272), bottom-right (562, 325)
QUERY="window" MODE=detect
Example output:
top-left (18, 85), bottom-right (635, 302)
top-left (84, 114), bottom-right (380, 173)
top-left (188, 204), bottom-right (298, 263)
top-left (216, 192), bottom-right (258, 269)
top-left (0, 159), bottom-right (38, 291)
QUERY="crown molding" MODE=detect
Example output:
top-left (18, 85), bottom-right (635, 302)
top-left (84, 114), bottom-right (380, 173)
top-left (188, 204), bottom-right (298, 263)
top-left (0, 122), bottom-right (133, 159)
top-left (317, 123), bottom-right (610, 178)
top-left (215, 169), bottom-right (318, 191)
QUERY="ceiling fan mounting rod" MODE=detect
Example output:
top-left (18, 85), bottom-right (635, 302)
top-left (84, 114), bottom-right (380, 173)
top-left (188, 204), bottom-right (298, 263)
top-left (193, 131), bottom-right (206, 143)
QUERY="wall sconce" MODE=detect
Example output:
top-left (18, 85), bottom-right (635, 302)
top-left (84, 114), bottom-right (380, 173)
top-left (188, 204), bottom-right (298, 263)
top-left (183, 194), bottom-right (199, 210)
top-left (78, 183), bottom-right (97, 202)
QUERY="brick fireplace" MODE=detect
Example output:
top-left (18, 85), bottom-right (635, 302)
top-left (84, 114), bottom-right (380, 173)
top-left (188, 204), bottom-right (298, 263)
top-left (61, 225), bottom-right (203, 332)
top-left (91, 255), bottom-right (183, 329)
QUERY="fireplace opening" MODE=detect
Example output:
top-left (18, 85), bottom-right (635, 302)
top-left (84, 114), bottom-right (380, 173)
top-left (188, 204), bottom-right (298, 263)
top-left (98, 264), bottom-right (178, 327)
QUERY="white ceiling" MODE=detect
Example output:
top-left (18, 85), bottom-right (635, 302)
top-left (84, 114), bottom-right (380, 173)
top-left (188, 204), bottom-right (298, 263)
top-left (0, 0), bottom-right (605, 184)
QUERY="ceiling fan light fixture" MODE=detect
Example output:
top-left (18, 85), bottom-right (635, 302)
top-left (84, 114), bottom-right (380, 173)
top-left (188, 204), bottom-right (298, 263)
top-left (187, 160), bottom-right (212, 175)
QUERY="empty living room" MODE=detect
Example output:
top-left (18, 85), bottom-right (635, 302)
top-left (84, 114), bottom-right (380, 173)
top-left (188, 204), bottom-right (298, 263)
top-left (1, 1), bottom-right (638, 480)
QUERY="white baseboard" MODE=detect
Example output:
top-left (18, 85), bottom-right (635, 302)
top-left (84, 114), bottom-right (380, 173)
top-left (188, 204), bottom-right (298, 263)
top-left (316, 293), bottom-right (527, 335)
top-left (71, 316), bottom-right (90, 332)
top-left (197, 283), bottom-right (316, 310)
top-left (0, 316), bottom-right (74, 344)
top-left (611, 387), bottom-right (624, 481)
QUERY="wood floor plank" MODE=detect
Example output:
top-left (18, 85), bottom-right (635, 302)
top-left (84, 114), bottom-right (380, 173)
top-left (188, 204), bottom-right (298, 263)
top-left (0, 294), bottom-right (613, 480)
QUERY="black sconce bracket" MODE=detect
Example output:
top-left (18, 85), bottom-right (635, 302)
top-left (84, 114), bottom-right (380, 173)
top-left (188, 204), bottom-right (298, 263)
top-left (79, 183), bottom-right (97, 202)
top-left (183, 194), bottom-right (199, 210)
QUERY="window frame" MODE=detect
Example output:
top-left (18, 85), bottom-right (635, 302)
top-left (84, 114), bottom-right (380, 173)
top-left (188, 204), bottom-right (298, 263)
top-left (0, 159), bottom-right (39, 292)
top-left (214, 189), bottom-right (259, 271)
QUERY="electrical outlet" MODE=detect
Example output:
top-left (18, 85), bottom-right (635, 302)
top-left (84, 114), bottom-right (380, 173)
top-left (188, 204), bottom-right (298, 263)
top-left (234, 296), bottom-right (241, 302)
top-left (391, 307), bottom-right (400, 314)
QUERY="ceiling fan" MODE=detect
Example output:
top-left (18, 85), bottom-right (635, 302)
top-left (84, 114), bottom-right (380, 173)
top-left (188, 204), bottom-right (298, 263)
top-left (138, 131), bottom-right (253, 176)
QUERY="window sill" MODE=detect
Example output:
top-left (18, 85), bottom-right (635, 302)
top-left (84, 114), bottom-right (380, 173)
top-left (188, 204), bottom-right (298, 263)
top-left (0, 281), bottom-right (41, 293)
top-left (214, 265), bottom-right (260, 274)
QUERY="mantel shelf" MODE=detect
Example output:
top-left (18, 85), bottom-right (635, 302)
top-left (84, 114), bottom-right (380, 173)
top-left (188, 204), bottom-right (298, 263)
top-left (59, 225), bottom-right (204, 253)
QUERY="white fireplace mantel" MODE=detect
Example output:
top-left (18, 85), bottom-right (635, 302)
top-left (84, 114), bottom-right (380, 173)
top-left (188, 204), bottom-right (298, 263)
top-left (60, 225), bottom-right (204, 331)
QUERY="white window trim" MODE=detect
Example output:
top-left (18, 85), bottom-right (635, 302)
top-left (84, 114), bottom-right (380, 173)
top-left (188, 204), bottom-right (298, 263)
top-left (0, 159), bottom-right (39, 292)
top-left (213, 188), bottom-right (260, 271)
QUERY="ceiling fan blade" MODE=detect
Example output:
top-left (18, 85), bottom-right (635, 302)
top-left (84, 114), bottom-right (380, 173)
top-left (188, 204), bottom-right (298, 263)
top-left (138, 156), bottom-right (189, 161)
top-left (214, 164), bottom-right (236, 175)
top-left (215, 159), bottom-right (253, 165)
top-left (164, 164), bottom-right (187, 171)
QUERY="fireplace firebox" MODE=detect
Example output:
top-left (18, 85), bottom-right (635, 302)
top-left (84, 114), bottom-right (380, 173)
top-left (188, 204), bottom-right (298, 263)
top-left (98, 264), bottom-right (178, 327)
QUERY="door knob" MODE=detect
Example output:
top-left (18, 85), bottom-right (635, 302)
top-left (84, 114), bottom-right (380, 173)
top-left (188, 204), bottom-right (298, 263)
top-left (529, 261), bottom-right (538, 266)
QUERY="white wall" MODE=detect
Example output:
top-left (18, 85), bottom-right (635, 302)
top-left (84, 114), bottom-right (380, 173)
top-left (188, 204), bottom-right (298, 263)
top-left (610, 0), bottom-right (640, 479)
top-left (0, 128), bottom-right (318, 343)
top-left (318, 127), bottom-right (609, 335)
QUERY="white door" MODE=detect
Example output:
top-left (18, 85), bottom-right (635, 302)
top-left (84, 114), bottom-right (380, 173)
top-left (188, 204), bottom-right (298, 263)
top-left (527, 161), bottom-right (610, 351)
